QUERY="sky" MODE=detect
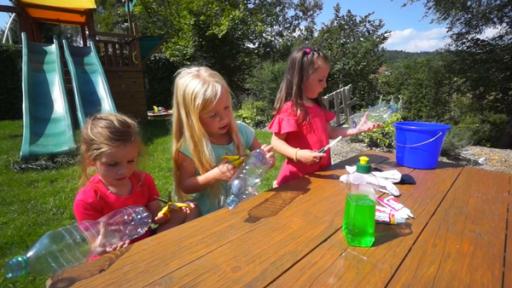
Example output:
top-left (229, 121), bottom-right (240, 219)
top-left (0, 0), bottom-right (449, 52)
top-left (317, 0), bottom-right (450, 52)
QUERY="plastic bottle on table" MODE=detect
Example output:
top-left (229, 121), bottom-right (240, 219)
top-left (226, 149), bottom-right (271, 209)
top-left (342, 156), bottom-right (376, 247)
top-left (4, 206), bottom-right (152, 279)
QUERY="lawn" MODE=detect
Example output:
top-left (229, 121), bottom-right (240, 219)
top-left (0, 119), bottom-right (283, 287)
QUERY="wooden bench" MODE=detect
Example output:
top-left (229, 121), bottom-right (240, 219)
top-left (322, 84), bottom-right (354, 126)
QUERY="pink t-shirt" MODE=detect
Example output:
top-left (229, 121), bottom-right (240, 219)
top-left (73, 171), bottom-right (159, 222)
top-left (268, 101), bottom-right (335, 186)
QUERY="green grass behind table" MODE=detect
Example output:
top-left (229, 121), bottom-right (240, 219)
top-left (0, 119), bottom-right (283, 287)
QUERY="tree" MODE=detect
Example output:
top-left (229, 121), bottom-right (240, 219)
top-left (406, 0), bottom-right (511, 49)
top-left (132, 0), bottom-right (322, 100)
top-left (313, 4), bottom-right (389, 108)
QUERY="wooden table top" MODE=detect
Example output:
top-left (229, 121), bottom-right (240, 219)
top-left (56, 151), bottom-right (511, 288)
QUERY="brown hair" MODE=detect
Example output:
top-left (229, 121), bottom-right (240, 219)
top-left (80, 113), bottom-right (142, 183)
top-left (274, 46), bottom-right (329, 122)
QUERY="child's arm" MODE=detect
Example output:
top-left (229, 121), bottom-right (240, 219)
top-left (328, 112), bottom-right (381, 138)
top-left (176, 151), bottom-right (236, 194)
top-left (271, 133), bottom-right (324, 165)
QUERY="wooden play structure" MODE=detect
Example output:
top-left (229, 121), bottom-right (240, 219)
top-left (0, 0), bottom-right (150, 119)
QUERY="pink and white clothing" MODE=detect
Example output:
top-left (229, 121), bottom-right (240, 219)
top-left (268, 101), bottom-right (335, 186)
top-left (73, 171), bottom-right (159, 222)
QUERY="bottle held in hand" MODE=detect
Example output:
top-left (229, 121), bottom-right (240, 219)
top-left (350, 102), bottom-right (398, 128)
top-left (226, 149), bottom-right (271, 209)
top-left (4, 206), bottom-right (152, 279)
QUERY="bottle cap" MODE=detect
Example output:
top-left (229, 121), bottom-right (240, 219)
top-left (356, 156), bottom-right (371, 174)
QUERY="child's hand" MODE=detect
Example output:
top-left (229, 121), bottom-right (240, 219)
top-left (355, 112), bottom-right (381, 133)
top-left (213, 162), bottom-right (236, 181)
top-left (296, 149), bottom-right (324, 165)
top-left (261, 144), bottom-right (276, 168)
top-left (154, 202), bottom-right (196, 224)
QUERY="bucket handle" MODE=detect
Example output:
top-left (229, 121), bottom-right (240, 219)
top-left (395, 131), bottom-right (443, 148)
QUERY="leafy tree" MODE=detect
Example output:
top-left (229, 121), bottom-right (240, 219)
top-left (405, 0), bottom-right (511, 49)
top-left (313, 4), bottom-right (389, 109)
top-left (132, 0), bottom-right (322, 100)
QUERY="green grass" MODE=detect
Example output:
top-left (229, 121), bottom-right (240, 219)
top-left (0, 119), bottom-right (283, 287)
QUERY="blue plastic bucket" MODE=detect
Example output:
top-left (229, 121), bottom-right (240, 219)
top-left (394, 121), bottom-right (451, 169)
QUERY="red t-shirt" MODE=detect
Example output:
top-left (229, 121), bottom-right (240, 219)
top-left (73, 171), bottom-right (160, 222)
top-left (268, 102), bottom-right (335, 186)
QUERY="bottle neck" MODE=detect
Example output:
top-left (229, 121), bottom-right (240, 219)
top-left (4, 255), bottom-right (29, 279)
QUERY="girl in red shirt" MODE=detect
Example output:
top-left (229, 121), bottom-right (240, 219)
top-left (268, 47), bottom-right (379, 186)
top-left (73, 113), bottom-right (197, 252)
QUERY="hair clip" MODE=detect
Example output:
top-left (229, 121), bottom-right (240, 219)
top-left (304, 47), bottom-right (312, 55)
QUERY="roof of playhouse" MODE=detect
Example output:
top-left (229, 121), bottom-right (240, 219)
top-left (19, 0), bottom-right (96, 24)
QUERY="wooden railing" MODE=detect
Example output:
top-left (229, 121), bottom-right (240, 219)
top-left (322, 84), bottom-right (354, 126)
top-left (94, 32), bottom-right (142, 71)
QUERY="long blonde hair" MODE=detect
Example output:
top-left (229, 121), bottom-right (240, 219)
top-left (172, 66), bottom-right (244, 201)
top-left (80, 113), bottom-right (142, 183)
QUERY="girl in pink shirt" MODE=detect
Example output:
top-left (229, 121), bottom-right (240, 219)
top-left (73, 113), bottom-right (197, 252)
top-left (268, 47), bottom-right (379, 186)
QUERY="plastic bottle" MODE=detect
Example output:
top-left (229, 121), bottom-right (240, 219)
top-left (342, 156), bottom-right (376, 247)
top-left (226, 149), bottom-right (271, 209)
top-left (350, 102), bottom-right (398, 128)
top-left (4, 206), bottom-right (152, 279)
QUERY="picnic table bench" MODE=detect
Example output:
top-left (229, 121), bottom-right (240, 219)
top-left (53, 151), bottom-right (511, 287)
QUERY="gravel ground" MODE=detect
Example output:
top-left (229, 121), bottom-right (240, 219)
top-left (330, 138), bottom-right (512, 173)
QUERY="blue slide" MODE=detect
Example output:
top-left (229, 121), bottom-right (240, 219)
top-left (20, 33), bottom-right (76, 160)
top-left (63, 40), bottom-right (116, 127)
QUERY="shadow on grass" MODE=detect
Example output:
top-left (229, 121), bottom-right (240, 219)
top-left (140, 119), bottom-right (172, 145)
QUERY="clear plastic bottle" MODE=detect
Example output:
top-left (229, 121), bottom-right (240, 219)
top-left (342, 156), bottom-right (376, 247)
top-left (350, 102), bottom-right (398, 128)
top-left (4, 205), bottom-right (152, 279)
top-left (226, 149), bottom-right (271, 209)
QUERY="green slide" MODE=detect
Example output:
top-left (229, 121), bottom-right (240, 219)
top-left (63, 40), bottom-right (116, 128)
top-left (20, 33), bottom-right (76, 160)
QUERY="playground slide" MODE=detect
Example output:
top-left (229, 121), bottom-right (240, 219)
top-left (63, 40), bottom-right (116, 128)
top-left (20, 33), bottom-right (76, 160)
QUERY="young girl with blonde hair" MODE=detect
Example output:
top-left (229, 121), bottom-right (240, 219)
top-left (172, 66), bottom-right (274, 216)
top-left (269, 47), bottom-right (379, 186)
top-left (74, 113), bottom-right (197, 242)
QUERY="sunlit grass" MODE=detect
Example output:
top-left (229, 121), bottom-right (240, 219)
top-left (0, 119), bottom-right (282, 287)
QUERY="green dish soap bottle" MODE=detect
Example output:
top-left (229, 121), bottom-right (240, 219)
top-left (342, 156), bottom-right (376, 247)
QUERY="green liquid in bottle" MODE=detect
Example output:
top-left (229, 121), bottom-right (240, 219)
top-left (342, 194), bottom-right (376, 247)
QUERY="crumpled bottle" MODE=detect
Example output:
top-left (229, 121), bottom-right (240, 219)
top-left (225, 149), bottom-right (271, 209)
top-left (4, 206), bottom-right (152, 279)
top-left (350, 101), bottom-right (399, 128)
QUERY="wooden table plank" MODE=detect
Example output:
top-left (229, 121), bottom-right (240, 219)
top-left (389, 167), bottom-right (510, 287)
top-left (269, 164), bottom-right (463, 287)
top-left (505, 174), bottom-right (512, 288)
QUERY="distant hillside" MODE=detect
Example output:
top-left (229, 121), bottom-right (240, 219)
top-left (383, 50), bottom-right (439, 64)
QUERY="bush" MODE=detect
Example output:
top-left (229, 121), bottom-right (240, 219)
top-left (351, 113), bottom-right (402, 150)
top-left (0, 44), bottom-right (22, 120)
top-left (235, 99), bottom-right (272, 129)
top-left (245, 60), bottom-right (285, 108)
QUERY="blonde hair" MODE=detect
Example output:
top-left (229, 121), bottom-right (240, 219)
top-left (80, 113), bottom-right (142, 183)
top-left (274, 46), bottom-right (329, 122)
top-left (172, 66), bottom-right (243, 202)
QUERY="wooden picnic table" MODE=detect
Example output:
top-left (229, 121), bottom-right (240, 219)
top-left (55, 151), bottom-right (511, 288)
